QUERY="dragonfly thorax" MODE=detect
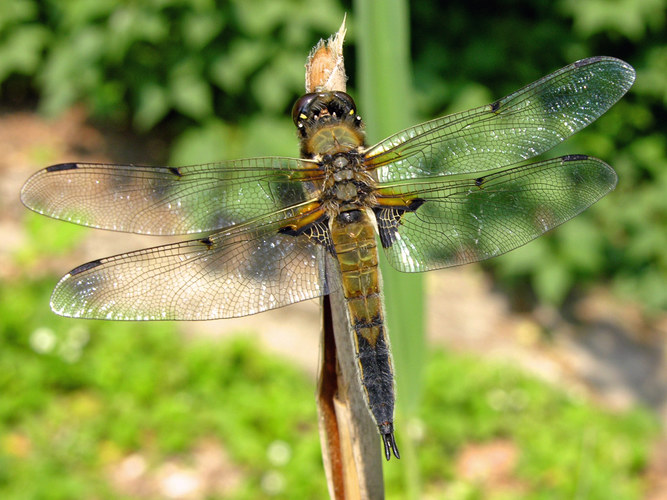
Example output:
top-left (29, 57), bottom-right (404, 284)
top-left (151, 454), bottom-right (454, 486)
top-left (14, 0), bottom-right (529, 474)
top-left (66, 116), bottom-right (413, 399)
top-left (321, 151), bottom-right (377, 210)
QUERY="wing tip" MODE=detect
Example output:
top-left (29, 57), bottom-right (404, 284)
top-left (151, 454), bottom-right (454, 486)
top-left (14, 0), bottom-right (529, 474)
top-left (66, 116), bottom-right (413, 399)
top-left (573, 56), bottom-right (636, 88)
top-left (561, 154), bottom-right (618, 190)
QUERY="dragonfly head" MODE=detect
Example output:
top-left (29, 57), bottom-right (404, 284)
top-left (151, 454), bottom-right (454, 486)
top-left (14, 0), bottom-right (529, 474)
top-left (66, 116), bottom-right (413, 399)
top-left (292, 91), bottom-right (365, 157)
top-left (292, 91), bottom-right (360, 127)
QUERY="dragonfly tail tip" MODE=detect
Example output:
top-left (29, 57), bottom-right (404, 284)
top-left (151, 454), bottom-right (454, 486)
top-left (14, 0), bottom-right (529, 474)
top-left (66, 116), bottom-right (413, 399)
top-left (381, 430), bottom-right (400, 461)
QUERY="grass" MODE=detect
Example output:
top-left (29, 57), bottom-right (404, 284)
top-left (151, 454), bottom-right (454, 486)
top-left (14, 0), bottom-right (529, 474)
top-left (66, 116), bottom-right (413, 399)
top-left (0, 276), bottom-right (659, 499)
top-left (0, 280), bottom-right (324, 499)
top-left (408, 351), bottom-right (657, 499)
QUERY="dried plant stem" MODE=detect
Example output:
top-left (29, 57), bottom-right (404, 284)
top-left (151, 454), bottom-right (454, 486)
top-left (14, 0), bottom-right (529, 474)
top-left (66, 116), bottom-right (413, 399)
top-left (307, 17), bottom-right (385, 500)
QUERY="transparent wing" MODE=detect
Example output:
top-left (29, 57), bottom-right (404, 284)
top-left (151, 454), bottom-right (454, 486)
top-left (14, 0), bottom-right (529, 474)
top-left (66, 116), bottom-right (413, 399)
top-left (365, 57), bottom-right (634, 182)
top-left (50, 221), bottom-right (336, 320)
top-left (375, 155), bottom-right (617, 272)
top-left (21, 157), bottom-right (321, 235)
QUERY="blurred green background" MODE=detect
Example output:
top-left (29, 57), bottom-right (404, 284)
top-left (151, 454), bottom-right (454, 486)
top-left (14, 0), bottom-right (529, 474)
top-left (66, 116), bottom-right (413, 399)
top-left (1, 0), bottom-right (665, 498)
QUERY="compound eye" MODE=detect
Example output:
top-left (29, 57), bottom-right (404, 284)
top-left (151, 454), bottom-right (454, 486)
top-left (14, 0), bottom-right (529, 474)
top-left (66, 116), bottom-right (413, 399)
top-left (332, 91), bottom-right (357, 114)
top-left (292, 93), bottom-right (319, 125)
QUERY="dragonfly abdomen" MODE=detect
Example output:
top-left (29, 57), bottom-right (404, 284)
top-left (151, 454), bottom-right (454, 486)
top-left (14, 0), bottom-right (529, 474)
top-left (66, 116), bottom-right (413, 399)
top-left (330, 209), bottom-right (399, 460)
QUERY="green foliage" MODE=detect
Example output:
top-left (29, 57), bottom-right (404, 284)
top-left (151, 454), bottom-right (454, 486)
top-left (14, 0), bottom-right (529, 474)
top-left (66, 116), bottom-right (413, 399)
top-left (0, 0), bottom-right (343, 130)
top-left (0, 279), bottom-right (658, 498)
top-left (387, 349), bottom-right (659, 500)
top-left (16, 213), bottom-right (87, 268)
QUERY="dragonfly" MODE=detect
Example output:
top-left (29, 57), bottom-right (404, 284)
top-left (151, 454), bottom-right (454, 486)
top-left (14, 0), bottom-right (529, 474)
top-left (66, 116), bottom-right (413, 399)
top-left (21, 56), bottom-right (635, 460)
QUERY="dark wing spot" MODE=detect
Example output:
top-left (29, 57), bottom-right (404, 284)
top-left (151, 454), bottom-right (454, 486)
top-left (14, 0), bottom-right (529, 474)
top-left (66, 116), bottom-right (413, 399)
top-left (69, 259), bottom-right (103, 276)
top-left (574, 58), bottom-right (590, 68)
top-left (489, 100), bottom-right (501, 113)
top-left (199, 237), bottom-right (213, 249)
top-left (374, 208), bottom-right (401, 248)
top-left (406, 198), bottom-right (425, 211)
top-left (279, 216), bottom-right (335, 255)
top-left (475, 176), bottom-right (485, 187)
top-left (277, 225), bottom-right (298, 235)
top-left (374, 199), bottom-right (425, 248)
top-left (562, 154), bottom-right (589, 162)
top-left (46, 163), bottom-right (79, 172)
top-left (307, 221), bottom-right (336, 256)
top-left (168, 166), bottom-right (183, 177)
